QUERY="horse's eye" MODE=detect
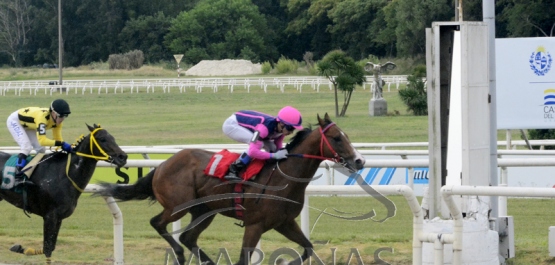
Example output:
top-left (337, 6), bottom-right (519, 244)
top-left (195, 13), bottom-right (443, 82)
top-left (333, 136), bottom-right (341, 142)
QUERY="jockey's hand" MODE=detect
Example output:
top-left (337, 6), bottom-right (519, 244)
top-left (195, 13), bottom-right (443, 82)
top-left (272, 149), bottom-right (288, 160)
top-left (61, 142), bottom-right (73, 153)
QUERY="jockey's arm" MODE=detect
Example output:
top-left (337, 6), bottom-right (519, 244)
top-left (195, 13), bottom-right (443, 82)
top-left (273, 135), bottom-right (285, 150)
top-left (36, 123), bottom-right (63, 147)
top-left (247, 141), bottom-right (271, 160)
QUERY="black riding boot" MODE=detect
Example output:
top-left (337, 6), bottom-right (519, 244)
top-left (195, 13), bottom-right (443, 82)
top-left (224, 160), bottom-right (246, 181)
top-left (14, 153), bottom-right (28, 185)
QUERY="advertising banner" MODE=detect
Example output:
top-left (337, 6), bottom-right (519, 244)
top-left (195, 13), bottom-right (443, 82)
top-left (497, 37), bottom-right (555, 129)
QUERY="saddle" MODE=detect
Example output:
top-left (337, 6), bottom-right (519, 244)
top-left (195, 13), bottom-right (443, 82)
top-left (1, 153), bottom-right (44, 190)
top-left (204, 149), bottom-right (264, 181)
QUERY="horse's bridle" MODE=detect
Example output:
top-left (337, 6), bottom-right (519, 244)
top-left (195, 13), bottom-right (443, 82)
top-left (288, 122), bottom-right (346, 165)
top-left (66, 128), bottom-right (112, 192)
top-left (75, 128), bottom-right (112, 161)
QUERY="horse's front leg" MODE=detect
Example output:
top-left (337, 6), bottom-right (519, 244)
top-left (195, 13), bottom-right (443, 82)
top-left (235, 224), bottom-right (264, 265)
top-left (42, 213), bottom-right (63, 264)
top-left (274, 220), bottom-right (314, 265)
top-left (10, 213), bottom-right (62, 263)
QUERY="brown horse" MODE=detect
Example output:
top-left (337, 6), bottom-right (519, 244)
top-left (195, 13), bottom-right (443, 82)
top-left (96, 114), bottom-right (365, 265)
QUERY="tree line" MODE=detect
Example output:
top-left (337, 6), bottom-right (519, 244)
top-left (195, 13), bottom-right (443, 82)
top-left (0, 0), bottom-right (553, 67)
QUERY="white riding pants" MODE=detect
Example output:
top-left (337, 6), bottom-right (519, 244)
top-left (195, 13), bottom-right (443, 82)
top-left (6, 111), bottom-right (45, 155)
top-left (222, 115), bottom-right (275, 152)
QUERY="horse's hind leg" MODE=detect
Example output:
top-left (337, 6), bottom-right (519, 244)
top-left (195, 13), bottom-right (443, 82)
top-left (179, 205), bottom-right (216, 265)
top-left (274, 220), bottom-right (314, 265)
top-left (151, 210), bottom-right (187, 265)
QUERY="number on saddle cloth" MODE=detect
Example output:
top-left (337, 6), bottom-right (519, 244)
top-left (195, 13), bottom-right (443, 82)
top-left (1, 154), bottom-right (34, 190)
top-left (204, 149), bottom-right (265, 180)
top-left (204, 149), bottom-right (240, 178)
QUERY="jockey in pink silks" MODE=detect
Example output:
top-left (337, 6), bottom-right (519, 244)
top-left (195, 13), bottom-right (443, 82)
top-left (221, 106), bottom-right (303, 180)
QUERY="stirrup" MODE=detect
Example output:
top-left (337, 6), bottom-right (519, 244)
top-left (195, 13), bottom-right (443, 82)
top-left (13, 177), bottom-right (26, 187)
top-left (223, 173), bottom-right (242, 181)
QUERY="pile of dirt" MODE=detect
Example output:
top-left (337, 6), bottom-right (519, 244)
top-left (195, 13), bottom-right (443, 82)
top-left (185, 59), bottom-right (262, 76)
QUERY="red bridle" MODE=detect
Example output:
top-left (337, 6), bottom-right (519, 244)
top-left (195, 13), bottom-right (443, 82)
top-left (288, 122), bottom-right (344, 163)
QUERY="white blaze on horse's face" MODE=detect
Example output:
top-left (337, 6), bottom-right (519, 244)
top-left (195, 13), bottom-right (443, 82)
top-left (339, 130), bottom-right (366, 165)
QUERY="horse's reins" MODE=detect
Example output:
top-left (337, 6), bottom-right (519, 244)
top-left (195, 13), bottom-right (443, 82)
top-left (65, 128), bottom-right (111, 193)
top-left (256, 123), bottom-right (344, 203)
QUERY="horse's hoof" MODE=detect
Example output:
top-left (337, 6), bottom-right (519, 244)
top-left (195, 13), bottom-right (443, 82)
top-left (9, 244), bottom-right (24, 254)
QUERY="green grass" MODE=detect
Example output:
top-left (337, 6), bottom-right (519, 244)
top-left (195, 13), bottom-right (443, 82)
top-left (0, 85), bottom-right (430, 147)
top-left (1, 196), bottom-right (554, 264)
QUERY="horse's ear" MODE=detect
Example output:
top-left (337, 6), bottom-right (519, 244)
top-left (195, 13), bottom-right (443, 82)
top-left (317, 113), bottom-right (332, 127)
top-left (324, 113), bottom-right (332, 123)
top-left (317, 114), bottom-right (325, 126)
top-left (86, 123), bottom-right (94, 132)
top-left (94, 123), bottom-right (101, 129)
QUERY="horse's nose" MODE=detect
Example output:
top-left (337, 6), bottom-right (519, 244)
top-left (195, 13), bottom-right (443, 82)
top-left (117, 154), bottom-right (128, 164)
top-left (355, 157), bottom-right (366, 170)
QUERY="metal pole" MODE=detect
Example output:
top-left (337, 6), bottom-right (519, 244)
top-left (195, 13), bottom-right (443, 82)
top-left (458, 0), bottom-right (464, 21)
top-left (58, 0), bottom-right (63, 85)
top-left (483, 0), bottom-right (498, 219)
top-left (455, 0), bottom-right (459, 21)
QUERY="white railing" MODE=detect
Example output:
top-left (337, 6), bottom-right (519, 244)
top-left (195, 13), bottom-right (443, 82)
top-left (441, 186), bottom-right (555, 265)
top-left (4, 142), bottom-right (555, 264)
top-left (3, 140), bottom-right (555, 154)
top-left (0, 75), bottom-right (410, 96)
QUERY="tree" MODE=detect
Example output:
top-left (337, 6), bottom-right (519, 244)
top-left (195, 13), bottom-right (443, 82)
top-left (379, 0), bottom-right (399, 57)
top-left (399, 65), bottom-right (427, 116)
top-left (64, 0), bottom-right (126, 66)
top-left (0, 0), bottom-right (33, 66)
top-left (317, 50), bottom-right (365, 117)
top-left (392, 0), bottom-right (451, 57)
top-left (165, 0), bottom-right (276, 64)
top-left (327, 0), bottom-right (389, 59)
top-left (528, 129), bottom-right (555, 150)
top-left (119, 12), bottom-right (172, 63)
top-left (498, 0), bottom-right (555, 37)
top-left (284, 0), bottom-right (334, 60)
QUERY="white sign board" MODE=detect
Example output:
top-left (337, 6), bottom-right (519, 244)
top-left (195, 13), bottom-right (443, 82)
top-left (173, 54), bottom-right (183, 65)
top-left (496, 37), bottom-right (555, 129)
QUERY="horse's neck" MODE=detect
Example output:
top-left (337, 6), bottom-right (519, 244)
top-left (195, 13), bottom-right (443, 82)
top-left (285, 138), bottom-right (326, 182)
top-left (68, 147), bottom-right (98, 186)
top-left (283, 159), bottom-right (321, 188)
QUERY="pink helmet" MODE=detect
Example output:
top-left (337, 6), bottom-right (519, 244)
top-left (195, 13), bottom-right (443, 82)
top-left (277, 106), bottom-right (303, 130)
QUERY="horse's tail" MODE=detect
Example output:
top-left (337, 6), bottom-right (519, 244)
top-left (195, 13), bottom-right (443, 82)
top-left (96, 169), bottom-right (157, 201)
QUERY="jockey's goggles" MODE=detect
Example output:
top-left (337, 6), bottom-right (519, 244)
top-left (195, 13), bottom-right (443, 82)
top-left (283, 123), bottom-right (295, 131)
top-left (54, 110), bottom-right (69, 118)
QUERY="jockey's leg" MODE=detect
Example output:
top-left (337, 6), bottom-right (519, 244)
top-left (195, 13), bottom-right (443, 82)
top-left (13, 153), bottom-right (28, 186)
top-left (224, 152), bottom-right (250, 181)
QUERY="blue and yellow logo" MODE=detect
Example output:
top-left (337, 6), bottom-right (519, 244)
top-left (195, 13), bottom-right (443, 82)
top-left (543, 89), bottom-right (555, 120)
top-left (530, 46), bottom-right (552, 76)
top-left (544, 89), bottom-right (555, 105)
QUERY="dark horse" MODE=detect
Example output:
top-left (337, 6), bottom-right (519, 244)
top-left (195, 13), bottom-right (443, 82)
top-left (96, 114), bottom-right (365, 265)
top-left (0, 124), bottom-right (127, 264)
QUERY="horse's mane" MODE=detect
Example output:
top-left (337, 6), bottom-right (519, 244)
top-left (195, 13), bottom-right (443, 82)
top-left (73, 134), bottom-right (87, 149)
top-left (285, 126), bottom-right (313, 152)
top-left (43, 130), bottom-right (89, 161)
